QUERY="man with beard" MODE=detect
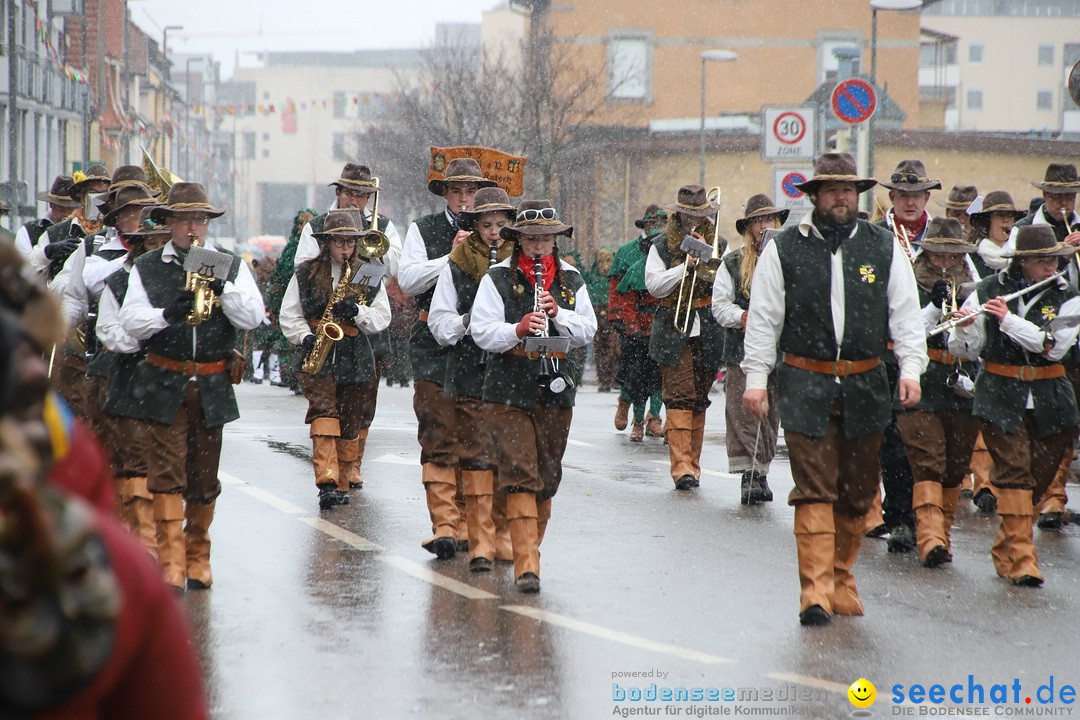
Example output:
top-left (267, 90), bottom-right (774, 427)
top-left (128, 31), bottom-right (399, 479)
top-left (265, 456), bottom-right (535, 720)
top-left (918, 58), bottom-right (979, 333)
top-left (742, 153), bottom-right (926, 626)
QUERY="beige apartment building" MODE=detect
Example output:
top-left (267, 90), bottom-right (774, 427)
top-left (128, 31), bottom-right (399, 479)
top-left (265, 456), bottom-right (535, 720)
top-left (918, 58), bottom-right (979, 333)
top-left (920, 0), bottom-right (1080, 132)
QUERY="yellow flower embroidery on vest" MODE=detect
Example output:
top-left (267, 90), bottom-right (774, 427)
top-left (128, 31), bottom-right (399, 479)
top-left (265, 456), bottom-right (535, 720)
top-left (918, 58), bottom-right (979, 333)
top-left (859, 265), bottom-right (876, 283)
top-left (1041, 305), bottom-right (1057, 322)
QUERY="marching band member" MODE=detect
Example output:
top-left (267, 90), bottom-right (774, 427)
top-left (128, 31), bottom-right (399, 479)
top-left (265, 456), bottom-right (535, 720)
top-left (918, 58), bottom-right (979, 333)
top-left (280, 210), bottom-right (391, 510)
top-left (95, 207), bottom-right (171, 557)
top-left (712, 194), bottom-right (787, 504)
top-left (645, 185), bottom-right (725, 491)
top-left (894, 218), bottom-right (981, 568)
top-left (15, 175), bottom-right (79, 263)
top-left (118, 183), bottom-right (265, 591)
top-left (470, 200), bottom-right (597, 593)
top-left (969, 190), bottom-right (1026, 282)
top-left (399, 157), bottom-right (496, 558)
top-left (742, 153), bottom-right (926, 626)
top-left (428, 186), bottom-right (517, 570)
top-left (949, 225), bottom-right (1080, 586)
top-left (938, 184), bottom-right (978, 240)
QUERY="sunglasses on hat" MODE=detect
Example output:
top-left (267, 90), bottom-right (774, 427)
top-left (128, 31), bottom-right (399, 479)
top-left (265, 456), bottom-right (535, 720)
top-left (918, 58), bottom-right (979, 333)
top-left (891, 172), bottom-right (925, 184)
top-left (518, 207), bottom-right (557, 222)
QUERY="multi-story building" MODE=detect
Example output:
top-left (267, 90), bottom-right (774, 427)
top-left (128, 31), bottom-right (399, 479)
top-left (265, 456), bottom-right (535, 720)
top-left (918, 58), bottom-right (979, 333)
top-left (921, 0), bottom-right (1080, 133)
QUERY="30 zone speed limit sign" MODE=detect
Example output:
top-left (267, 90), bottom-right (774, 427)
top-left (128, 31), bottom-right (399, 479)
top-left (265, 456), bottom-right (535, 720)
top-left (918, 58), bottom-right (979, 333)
top-left (762, 106), bottom-right (815, 161)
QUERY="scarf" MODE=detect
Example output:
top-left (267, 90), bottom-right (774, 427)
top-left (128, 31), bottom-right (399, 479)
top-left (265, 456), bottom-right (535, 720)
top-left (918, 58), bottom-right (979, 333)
top-left (449, 234), bottom-right (514, 285)
top-left (71, 208), bottom-right (103, 237)
top-left (977, 238), bottom-right (1009, 271)
top-left (894, 212), bottom-right (928, 241)
top-left (518, 252), bottom-right (556, 291)
top-left (814, 214), bottom-right (857, 254)
top-left (912, 253), bottom-right (973, 296)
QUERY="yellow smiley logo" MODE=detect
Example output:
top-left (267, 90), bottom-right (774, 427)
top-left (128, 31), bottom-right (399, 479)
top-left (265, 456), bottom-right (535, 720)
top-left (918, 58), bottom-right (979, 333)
top-left (848, 678), bottom-right (876, 708)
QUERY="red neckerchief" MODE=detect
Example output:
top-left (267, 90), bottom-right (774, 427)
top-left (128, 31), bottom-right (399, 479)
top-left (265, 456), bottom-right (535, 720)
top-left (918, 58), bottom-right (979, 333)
top-left (895, 212), bottom-right (927, 240)
top-left (518, 253), bottom-right (557, 291)
top-left (118, 233), bottom-right (132, 251)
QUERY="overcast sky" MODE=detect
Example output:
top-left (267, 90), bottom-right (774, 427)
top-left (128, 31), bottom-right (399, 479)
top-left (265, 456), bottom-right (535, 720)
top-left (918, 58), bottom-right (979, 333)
top-left (132, 0), bottom-right (504, 78)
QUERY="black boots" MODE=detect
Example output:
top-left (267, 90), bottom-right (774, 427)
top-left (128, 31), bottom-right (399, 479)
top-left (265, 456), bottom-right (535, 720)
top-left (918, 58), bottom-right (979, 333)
top-left (740, 471), bottom-right (774, 505)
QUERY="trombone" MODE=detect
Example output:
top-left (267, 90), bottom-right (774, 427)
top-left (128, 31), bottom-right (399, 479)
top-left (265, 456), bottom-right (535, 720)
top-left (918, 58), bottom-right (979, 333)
top-left (673, 186), bottom-right (722, 334)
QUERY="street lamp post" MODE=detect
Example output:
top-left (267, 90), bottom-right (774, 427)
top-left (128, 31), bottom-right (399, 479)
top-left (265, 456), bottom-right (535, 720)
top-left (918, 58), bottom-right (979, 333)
top-left (867, 0), bottom-right (921, 192)
top-left (699, 49), bottom-right (737, 186)
top-left (160, 26), bottom-right (183, 167)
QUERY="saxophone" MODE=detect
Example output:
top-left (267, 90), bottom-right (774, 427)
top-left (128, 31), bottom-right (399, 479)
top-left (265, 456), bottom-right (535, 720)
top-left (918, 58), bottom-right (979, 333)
top-left (185, 233), bottom-right (216, 325)
top-left (301, 261), bottom-right (350, 374)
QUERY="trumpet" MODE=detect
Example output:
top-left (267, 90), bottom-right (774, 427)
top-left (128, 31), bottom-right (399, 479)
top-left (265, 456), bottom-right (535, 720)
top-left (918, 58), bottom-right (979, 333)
top-left (302, 261), bottom-right (351, 374)
top-left (358, 176), bottom-right (390, 260)
top-left (928, 270), bottom-right (1065, 337)
top-left (1063, 208), bottom-right (1075, 235)
top-left (673, 186), bottom-right (722, 334)
top-left (184, 233), bottom-right (216, 325)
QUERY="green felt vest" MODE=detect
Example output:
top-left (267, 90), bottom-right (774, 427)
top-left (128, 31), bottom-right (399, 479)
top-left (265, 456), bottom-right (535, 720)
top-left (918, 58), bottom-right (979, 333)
top-left (647, 237), bottom-right (724, 369)
top-left (443, 262), bottom-right (486, 400)
top-left (408, 212), bottom-right (456, 383)
top-left (719, 250), bottom-right (750, 366)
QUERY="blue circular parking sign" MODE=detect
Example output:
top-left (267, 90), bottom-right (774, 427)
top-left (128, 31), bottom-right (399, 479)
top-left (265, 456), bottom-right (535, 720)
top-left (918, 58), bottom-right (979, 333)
top-left (831, 78), bottom-right (877, 125)
top-left (782, 172), bottom-right (807, 199)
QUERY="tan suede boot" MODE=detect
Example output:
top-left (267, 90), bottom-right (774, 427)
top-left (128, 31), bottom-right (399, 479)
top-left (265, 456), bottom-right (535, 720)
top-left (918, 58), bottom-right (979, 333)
top-left (506, 491), bottom-right (540, 592)
top-left (913, 481), bottom-right (950, 567)
top-left (462, 469), bottom-right (497, 570)
top-left (863, 487), bottom-right (887, 536)
top-left (420, 463), bottom-right (460, 559)
top-left (1038, 448), bottom-right (1071, 526)
top-left (310, 417), bottom-right (341, 488)
top-left (114, 476), bottom-right (135, 531)
top-left (832, 511), bottom-right (865, 616)
top-left (127, 476), bottom-right (157, 561)
top-left (665, 409), bottom-right (696, 489)
top-left (185, 500), bottom-right (216, 590)
top-left (614, 397), bottom-right (630, 431)
top-left (454, 467), bottom-right (468, 548)
top-left (689, 412), bottom-right (706, 480)
top-left (336, 436), bottom-right (360, 492)
top-left (352, 428), bottom-right (370, 488)
top-left (970, 432), bottom-right (992, 496)
top-left (991, 522), bottom-right (1010, 577)
top-left (153, 493), bottom-right (186, 591)
top-left (537, 498), bottom-right (552, 546)
top-left (997, 487), bottom-right (1042, 586)
top-left (794, 503), bottom-right (835, 625)
top-left (492, 488), bottom-right (513, 562)
top-left (941, 486), bottom-right (962, 555)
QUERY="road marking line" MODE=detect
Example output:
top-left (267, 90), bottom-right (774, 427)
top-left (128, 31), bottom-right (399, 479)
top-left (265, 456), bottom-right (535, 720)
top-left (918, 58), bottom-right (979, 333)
top-left (567, 439), bottom-right (594, 447)
top-left (501, 605), bottom-right (735, 665)
top-left (380, 555), bottom-right (498, 600)
top-left (372, 453), bottom-right (421, 466)
top-left (299, 517), bottom-right (382, 551)
top-left (235, 486), bottom-right (307, 515)
top-left (219, 470), bottom-right (244, 485)
top-left (649, 460), bottom-right (737, 478)
top-left (764, 673), bottom-right (848, 694)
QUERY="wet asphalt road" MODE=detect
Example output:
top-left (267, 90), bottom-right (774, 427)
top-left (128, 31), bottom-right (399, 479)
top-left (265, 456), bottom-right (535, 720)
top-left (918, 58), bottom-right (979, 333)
top-left (182, 379), bottom-right (1080, 720)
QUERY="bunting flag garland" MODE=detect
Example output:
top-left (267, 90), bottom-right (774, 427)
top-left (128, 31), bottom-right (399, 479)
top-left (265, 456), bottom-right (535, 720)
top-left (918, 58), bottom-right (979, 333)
top-left (27, 0), bottom-right (90, 85)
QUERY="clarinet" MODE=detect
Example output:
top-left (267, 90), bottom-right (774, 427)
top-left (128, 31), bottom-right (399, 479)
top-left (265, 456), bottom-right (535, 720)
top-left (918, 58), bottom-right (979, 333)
top-left (533, 256), bottom-right (551, 388)
top-left (489, 240), bottom-right (499, 267)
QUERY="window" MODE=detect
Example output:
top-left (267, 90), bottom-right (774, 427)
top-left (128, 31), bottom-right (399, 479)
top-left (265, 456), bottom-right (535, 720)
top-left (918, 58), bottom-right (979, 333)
top-left (262, 132), bottom-right (269, 141)
top-left (969, 43), bottom-right (983, 63)
top-left (261, 148), bottom-right (269, 158)
top-left (967, 88), bottom-right (983, 110)
top-left (1038, 44), bottom-right (1054, 66)
top-left (1037, 89), bottom-right (1053, 110)
top-left (242, 131), bottom-right (255, 159)
top-left (333, 92), bottom-right (346, 119)
top-left (332, 132), bottom-right (349, 161)
top-left (607, 33), bottom-right (651, 101)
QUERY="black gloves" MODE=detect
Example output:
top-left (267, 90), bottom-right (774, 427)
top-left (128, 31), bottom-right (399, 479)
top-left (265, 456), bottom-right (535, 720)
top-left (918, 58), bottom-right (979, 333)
top-left (930, 280), bottom-right (950, 308)
top-left (207, 278), bottom-right (225, 295)
top-left (44, 237), bottom-right (80, 261)
top-left (332, 300), bottom-right (358, 320)
top-left (162, 290), bottom-right (196, 325)
top-left (302, 334), bottom-right (317, 353)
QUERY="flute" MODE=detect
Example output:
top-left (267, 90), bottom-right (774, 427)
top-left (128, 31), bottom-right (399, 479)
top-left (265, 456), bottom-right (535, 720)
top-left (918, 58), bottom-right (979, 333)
top-left (928, 270), bottom-right (1066, 337)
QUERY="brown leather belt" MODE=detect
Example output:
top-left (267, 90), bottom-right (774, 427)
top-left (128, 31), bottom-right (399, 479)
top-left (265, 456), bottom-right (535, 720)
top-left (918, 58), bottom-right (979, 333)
top-left (782, 353), bottom-right (881, 377)
top-left (505, 345), bottom-right (567, 360)
top-left (661, 296), bottom-right (711, 310)
top-left (887, 341), bottom-right (895, 351)
top-left (926, 348), bottom-right (958, 366)
top-left (146, 352), bottom-right (226, 376)
top-left (983, 362), bottom-right (1065, 382)
top-left (418, 310), bottom-right (429, 323)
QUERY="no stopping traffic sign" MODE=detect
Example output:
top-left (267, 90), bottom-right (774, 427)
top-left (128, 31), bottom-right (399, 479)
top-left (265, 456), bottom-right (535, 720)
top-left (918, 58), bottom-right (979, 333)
top-left (781, 172), bottom-right (808, 199)
top-left (831, 78), bottom-right (877, 125)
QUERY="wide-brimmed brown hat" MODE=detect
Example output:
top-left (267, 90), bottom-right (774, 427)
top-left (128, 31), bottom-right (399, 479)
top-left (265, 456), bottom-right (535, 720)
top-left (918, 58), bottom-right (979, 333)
top-left (793, 152), bottom-right (877, 195)
top-left (969, 191), bottom-right (1026, 222)
top-left (312, 209), bottom-right (365, 241)
top-left (1031, 163), bottom-right (1080, 194)
top-left (457, 187), bottom-right (515, 231)
top-left (107, 165), bottom-right (151, 195)
top-left (148, 182), bottom-right (225, 223)
top-left (913, 217), bottom-right (977, 254)
top-left (329, 163), bottom-right (378, 195)
top-left (499, 199), bottom-right (573, 241)
top-left (735, 194), bottom-right (790, 235)
top-left (36, 175), bottom-right (80, 207)
top-left (71, 164), bottom-right (111, 192)
top-left (1004, 224), bottom-right (1076, 258)
top-left (634, 204), bottom-right (667, 229)
top-left (665, 185), bottom-right (719, 218)
top-left (103, 185), bottom-right (158, 225)
top-left (125, 206), bottom-right (171, 240)
top-left (937, 184), bottom-right (978, 210)
top-left (877, 159), bottom-right (942, 193)
top-left (427, 158), bottom-right (497, 196)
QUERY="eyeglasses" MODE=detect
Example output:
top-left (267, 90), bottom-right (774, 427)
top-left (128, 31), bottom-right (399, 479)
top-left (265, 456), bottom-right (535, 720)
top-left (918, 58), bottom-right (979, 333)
top-left (337, 188), bottom-right (368, 199)
top-left (331, 237), bottom-right (357, 247)
top-left (890, 173), bottom-right (925, 184)
top-left (517, 207), bottom-right (557, 222)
